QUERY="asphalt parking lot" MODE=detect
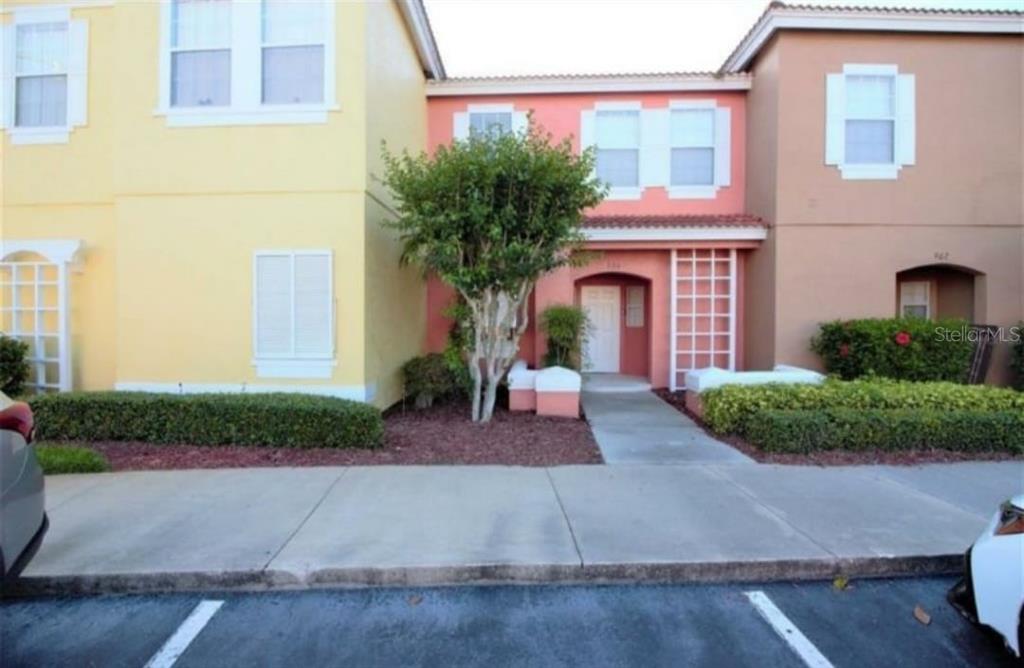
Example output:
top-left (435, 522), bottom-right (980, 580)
top-left (1, 577), bottom-right (1017, 667)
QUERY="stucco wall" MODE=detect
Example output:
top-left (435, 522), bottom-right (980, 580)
top-left (362, 0), bottom-right (429, 407)
top-left (742, 37), bottom-right (781, 371)
top-left (427, 92), bottom-right (747, 217)
top-left (745, 30), bottom-right (1023, 383)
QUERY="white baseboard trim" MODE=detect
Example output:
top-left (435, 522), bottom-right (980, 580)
top-left (114, 381), bottom-right (376, 403)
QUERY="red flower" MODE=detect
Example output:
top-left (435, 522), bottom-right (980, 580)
top-left (894, 331), bottom-right (912, 347)
top-left (838, 343), bottom-right (850, 358)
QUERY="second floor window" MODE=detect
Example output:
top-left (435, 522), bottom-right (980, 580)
top-left (670, 109), bottom-right (715, 186)
top-left (595, 110), bottom-right (640, 189)
top-left (15, 22), bottom-right (68, 127)
top-left (844, 74), bottom-right (894, 164)
top-left (469, 111), bottom-right (511, 138)
top-left (262, 0), bottom-right (325, 104)
top-left (825, 64), bottom-right (915, 180)
top-left (171, 0), bottom-right (231, 107)
top-left (160, 0), bottom-right (335, 125)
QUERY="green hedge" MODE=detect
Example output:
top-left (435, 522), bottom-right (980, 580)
top-left (746, 409), bottom-right (1024, 454)
top-left (35, 444), bottom-right (111, 474)
top-left (811, 317), bottom-right (973, 382)
top-left (702, 378), bottom-right (1024, 436)
top-left (0, 335), bottom-right (30, 397)
top-left (28, 392), bottom-right (383, 449)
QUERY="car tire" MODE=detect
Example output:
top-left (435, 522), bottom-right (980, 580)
top-left (1018, 605), bottom-right (1023, 659)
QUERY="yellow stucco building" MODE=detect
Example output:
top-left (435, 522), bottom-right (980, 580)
top-left (0, 0), bottom-right (444, 407)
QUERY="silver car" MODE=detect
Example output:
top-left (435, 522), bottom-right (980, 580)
top-left (0, 391), bottom-right (47, 581)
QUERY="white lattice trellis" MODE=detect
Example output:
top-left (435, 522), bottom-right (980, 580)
top-left (0, 240), bottom-right (81, 393)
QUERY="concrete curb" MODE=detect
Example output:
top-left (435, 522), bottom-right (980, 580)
top-left (3, 554), bottom-right (963, 598)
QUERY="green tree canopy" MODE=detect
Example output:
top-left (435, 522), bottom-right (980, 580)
top-left (384, 123), bottom-right (605, 421)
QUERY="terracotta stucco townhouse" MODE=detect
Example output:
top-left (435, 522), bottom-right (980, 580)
top-left (425, 3), bottom-right (1024, 389)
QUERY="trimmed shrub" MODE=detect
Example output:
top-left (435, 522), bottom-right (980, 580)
top-left (402, 353), bottom-right (465, 408)
top-left (811, 317), bottom-right (973, 382)
top-left (541, 304), bottom-right (589, 370)
top-left (0, 335), bottom-right (30, 397)
top-left (702, 378), bottom-right (1024, 436)
top-left (746, 409), bottom-right (1024, 454)
top-left (35, 444), bottom-right (111, 474)
top-left (1012, 322), bottom-right (1024, 391)
top-left (28, 392), bottom-right (383, 448)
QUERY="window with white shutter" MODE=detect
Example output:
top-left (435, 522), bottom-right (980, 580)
top-left (826, 64), bottom-right (915, 180)
top-left (253, 251), bottom-right (335, 379)
top-left (670, 109), bottom-right (715, 186)
top-left (453, 103), bottom-right (527, 141)
top-left (1, 6), bottom-right (88, 144)
top-left (595, 109), bottom-right (640, 193)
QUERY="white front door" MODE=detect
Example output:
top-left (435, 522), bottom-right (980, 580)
top-left (581, 286), bottom-right (621, 373)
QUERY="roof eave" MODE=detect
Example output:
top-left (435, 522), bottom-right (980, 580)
top-left (721, 8), bottom-right (1024, 74)
top-left (426, 74), bottom-right (751, 97)
top-left (397, 0), bottom-right (446, 80)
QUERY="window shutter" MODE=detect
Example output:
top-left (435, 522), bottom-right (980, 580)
top-left (896, 73), bottom-right (915, 166)
top-left (67, 20), bottom-right (89, 127)
top-left (453, 111), bottom-right (469, 140)
top-left (825, 73), bottom-right (845, 165)
top-left (255, 255), bottom-right (293, 357)
top-left (579, 110), bottom-right (595, 152)
top-left (512, 110), bottom-right (528, 134)
top-left (293, 254), bottom-right (332, 356)
top-left (0, 25), bottom-right (12, 129)
top-left (639, 108), bottom-right (668, 188)
top-left (713, 106), bottom-right (731, 187)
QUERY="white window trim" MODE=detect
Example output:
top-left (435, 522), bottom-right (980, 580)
top-left (155, 0), bottom-right (337, 128)
top-left (582, 100), bottom-right (731, 200)
top-left (589, 101), bottom-right (643, 200)
top-left (827, 63), bottom-right (914, 180)
top-left (252, 249), bottom-right (336, 380)
top-left (667, 99), bottom-right (718, 199)
top-left (2, 6), bottom-right (88, 145)
top-left (625, 285), bottom-right (644, 328)
top-left (899, 280), bottom-right (931, 319)
top-left (453, 102), bottom-right (527, 140)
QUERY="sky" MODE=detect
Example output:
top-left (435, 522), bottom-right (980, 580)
top-left (424, 0), bottom-right (1024, 77)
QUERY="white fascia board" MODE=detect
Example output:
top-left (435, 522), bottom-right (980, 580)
top-left (427, 76), bottom-right (752, 97)
top-left (583, 226), bottom-right (767, 242)
top-left (397, 0), bottom-right (446, 80)
top-left (722, 10), bottom-right (1024, 73)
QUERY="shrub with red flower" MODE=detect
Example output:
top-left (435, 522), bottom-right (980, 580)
top-left (894, 331), bottom-right (912, 347)
top-left (838, 343), bottom-right (850, 358)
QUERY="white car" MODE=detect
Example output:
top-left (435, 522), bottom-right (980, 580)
top-left (949, 495), bottom-right (1024, 658)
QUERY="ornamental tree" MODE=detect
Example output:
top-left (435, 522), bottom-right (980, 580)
top-left (383, 123), bottom-right (605, 422)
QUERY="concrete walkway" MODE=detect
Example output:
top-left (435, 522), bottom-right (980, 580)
top-left (13, 461), bottom-right (1022, 595)
top-left (582, 389), bottom-right (751, 464)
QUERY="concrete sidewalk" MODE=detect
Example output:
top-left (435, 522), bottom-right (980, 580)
top-left (11, 461), bottom-right (1023, 595)
top-left (582, 390), bottom-right (752, 465)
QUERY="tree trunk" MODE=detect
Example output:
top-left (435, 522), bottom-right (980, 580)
top-left (468, 356), bottom-right (483, 422)
top-left (463, 282), bottom-right (534, 423)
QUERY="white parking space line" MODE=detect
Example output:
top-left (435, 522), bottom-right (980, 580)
top-left (144, 600), bottom-right (224, 668)
top-left (745, 591), bottom-right (834, 668)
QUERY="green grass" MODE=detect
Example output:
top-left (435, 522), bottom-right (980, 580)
top-left (35, 444), bottom-right (110, 475)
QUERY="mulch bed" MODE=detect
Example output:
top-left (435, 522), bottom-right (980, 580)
top-left (654, 389), bottom-right (1024, 467)
top-left (56, 402), bottom-right (603, 471)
